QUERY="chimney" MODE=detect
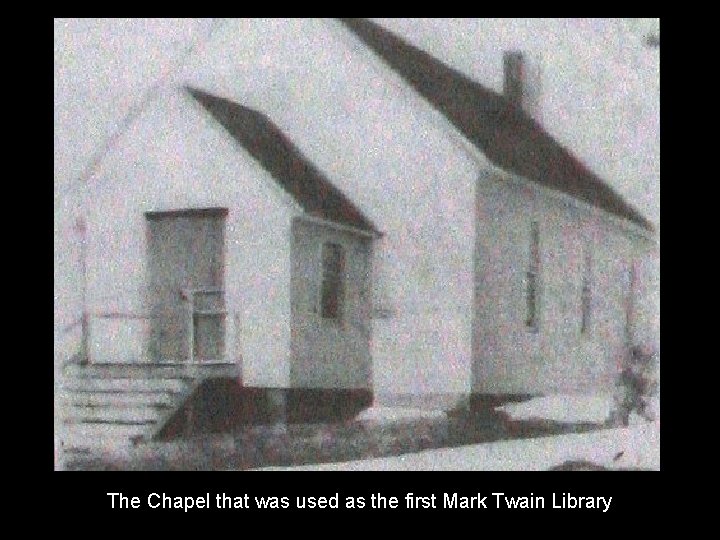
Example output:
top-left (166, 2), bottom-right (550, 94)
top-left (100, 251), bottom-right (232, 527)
top-left (503, 50), bottom-right (541, 121)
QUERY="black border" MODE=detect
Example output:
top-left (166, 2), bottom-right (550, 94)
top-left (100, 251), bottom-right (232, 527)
top-left (44, 16), bottom-right (678, 525)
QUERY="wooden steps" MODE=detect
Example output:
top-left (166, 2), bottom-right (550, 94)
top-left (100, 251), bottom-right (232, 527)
top-left (63, 377), bottom-right (189, 393)
top-left (67, 392), bottom-right (177, 408)
top-left (58, 362), bottom-right (237, 454)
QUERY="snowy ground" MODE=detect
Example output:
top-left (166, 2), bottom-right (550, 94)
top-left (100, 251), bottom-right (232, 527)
top-left (497, 392), bottom-right (659, 425)
top-left (257, 393), bottom-right (660, 471)
top-left (356, 407), bottom-right (446, 423)
top-left (497, 393), bottom-right (614, 423)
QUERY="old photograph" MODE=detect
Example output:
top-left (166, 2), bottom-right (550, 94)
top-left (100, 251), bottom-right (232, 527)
top-left (54, 18), bottom-right (660, 471)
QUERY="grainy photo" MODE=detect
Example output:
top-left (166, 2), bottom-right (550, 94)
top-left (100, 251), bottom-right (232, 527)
top-left (54, 18), bottom-right (660, 471)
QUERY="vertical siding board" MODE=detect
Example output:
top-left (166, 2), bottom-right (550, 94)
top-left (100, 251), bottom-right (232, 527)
top-left (473, 171), bottom-right (648, 395)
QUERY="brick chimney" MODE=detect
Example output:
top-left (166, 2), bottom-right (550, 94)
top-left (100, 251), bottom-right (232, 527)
top-left (503, 50), bottom-right (542, 121)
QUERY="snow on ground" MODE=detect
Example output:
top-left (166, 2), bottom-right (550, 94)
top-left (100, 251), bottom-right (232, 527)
top-left (257, 393), bottom-right (660, 471)
top-left (258, 421), bottom-right (659, 471)
top-left (356, 407), bottom-right (446, 422)
top-left (498, 393), bottom-right (660, 427)
top-left (497, 393), bottom-right (614, 424)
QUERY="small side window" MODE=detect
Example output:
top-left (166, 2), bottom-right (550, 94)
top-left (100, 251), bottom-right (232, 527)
top-left (526, 221), bottom-right (540, 332)
top-left (320, 242), bottom-right (345, 320)
top-left (581, 250), bottom-right (592, 335)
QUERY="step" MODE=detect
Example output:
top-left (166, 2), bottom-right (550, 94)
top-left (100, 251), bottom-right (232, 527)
top-left (64, 362), bottom-right (237, 380)
top-left (64, 392), bottom-right (177, 408)
top-left (65, 405), bottom-right (168, 424)
top-left (62, 378), bottom-right (189, 393)
top-left (61, 422), bottom-right (151, 448)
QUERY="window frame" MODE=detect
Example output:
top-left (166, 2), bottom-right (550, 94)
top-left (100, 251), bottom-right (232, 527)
top-left (525, 220), bottom-right (541, 333)
top-left (580, 249), bottom-right (593, 336)
top-left (318, 241), bottom-right (347, 323)
top-left (624, 259), bottom-right (636, 345)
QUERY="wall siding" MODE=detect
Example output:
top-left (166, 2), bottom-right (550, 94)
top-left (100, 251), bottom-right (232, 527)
top-left (290, 218), bottom-right (373, 389)
top-left (473, 170), bottom-right (651, 395)
top-left (85, 87), bottom-right (295, 388)
top-left (183, 18), bottom-right (485, 398)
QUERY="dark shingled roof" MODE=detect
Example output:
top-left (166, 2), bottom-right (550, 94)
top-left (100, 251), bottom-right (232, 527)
top-left (188, 87), bottom-right (378, 234)
top-left (339, 18), bottom-right (653, 231)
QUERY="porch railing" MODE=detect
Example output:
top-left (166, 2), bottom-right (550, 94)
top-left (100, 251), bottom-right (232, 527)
top-left (182, 288), bottom-right (227, 363)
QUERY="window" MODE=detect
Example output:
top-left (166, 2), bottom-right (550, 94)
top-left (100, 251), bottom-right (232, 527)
top-left (624, 260), bottom-right (636, 344)
top-left (581, 250), bottom-right (592, 335)
top-left (526, 221), bottom-right (540, 331)
top-left (320, 242), bottom-right (345, 320)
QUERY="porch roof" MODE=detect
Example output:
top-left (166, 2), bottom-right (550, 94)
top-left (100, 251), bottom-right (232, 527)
top-left (188, 87), bottom-right (379, 235)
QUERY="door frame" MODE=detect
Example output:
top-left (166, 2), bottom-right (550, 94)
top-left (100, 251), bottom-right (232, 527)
top-left (145, 207), bottom-right (228, 363)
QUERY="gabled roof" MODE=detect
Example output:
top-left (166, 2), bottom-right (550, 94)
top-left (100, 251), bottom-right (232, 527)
top-left (339, 18), bottom-right (653, 231)
top-left (188, 87), bottom-right (378, 234)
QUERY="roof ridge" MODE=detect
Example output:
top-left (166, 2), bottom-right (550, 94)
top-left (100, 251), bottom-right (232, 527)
top-left (338, 18), bottom-right (653, 232)
top-left (57, 19), bottom-right (228, 202)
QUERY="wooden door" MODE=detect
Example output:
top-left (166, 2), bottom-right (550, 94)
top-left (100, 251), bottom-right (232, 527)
top-left (146, 208), bottom-right (226, 362)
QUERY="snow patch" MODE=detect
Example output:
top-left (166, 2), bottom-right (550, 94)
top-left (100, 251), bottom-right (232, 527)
top-left (256, 421), bottom-right (659, 471)
top-left (356, 407), bottom-right (446, 423)
top-left (496, 393), bottom-right (614, 424)
top-left (496, 393), bottom-right (660, 426)
top-left (256, 392), bottom-right (660, 471)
